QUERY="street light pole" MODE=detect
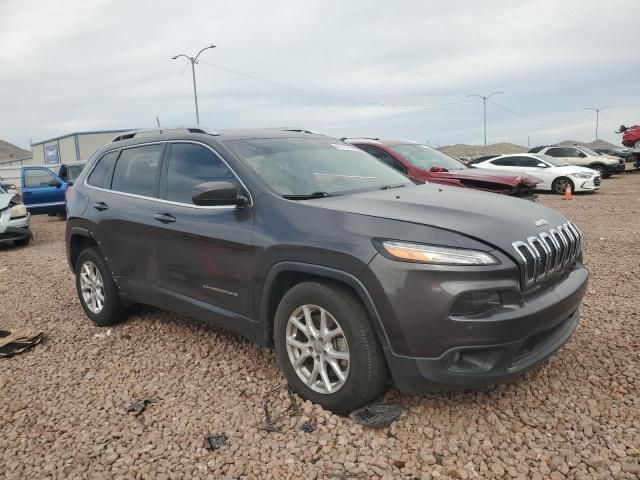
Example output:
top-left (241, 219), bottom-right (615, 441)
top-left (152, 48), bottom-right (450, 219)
top-left (583, 106), bottom-right (611, 140)
top-left (172, 44), bottom-right (216, 124)
top-left (467, 91), bottom-right (503, 146)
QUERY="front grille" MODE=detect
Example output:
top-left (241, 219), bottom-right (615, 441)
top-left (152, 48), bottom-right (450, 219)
top-left (512, 221), bottom-right (581, 288)
top-left (594, 176), bottom-right (601, 187)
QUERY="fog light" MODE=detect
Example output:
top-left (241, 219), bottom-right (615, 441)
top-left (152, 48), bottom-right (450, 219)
top-left (450, 291), bottom-right (502, 316)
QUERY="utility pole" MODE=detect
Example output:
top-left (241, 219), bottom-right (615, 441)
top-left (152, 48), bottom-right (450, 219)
top-left (172, 44), bottom-right (216, 124)
top-left (467, 91), bottom-right (503, 146)
top-left (583, 106), bottom-right (611, 140)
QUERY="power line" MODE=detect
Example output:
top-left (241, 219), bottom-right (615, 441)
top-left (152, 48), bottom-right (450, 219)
top-left (488, 99), bottom-right (592, 124)
top-left (198, 60), bottom-right (472, 109)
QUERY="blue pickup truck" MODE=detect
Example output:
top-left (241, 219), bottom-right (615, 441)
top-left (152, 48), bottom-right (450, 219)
top-left (21, 161), bottom-right (86, 215)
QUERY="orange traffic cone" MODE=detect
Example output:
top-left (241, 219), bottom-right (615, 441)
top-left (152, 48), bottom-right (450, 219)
top-left (563, 183), bottom-right (573, 200)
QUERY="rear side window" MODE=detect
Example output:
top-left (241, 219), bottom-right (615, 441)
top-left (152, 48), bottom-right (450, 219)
top-left (490, 157), bottom-right (518, 167)
top-left (111, 144), bottom-right (164, 197)
top-left (165, 143), bottom-right (236, 204)
top-left (545, 147), bottom-right (565, 157)
top-left (87, 152), bottom-right (119, 188)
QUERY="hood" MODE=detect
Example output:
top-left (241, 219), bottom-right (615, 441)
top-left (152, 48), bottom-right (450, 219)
top-left (553, 165), bottom-right (598, 175)
top-left (0, 193), bottom-right (15, 210)
top-left (304, 183), bottom-right (569, 255)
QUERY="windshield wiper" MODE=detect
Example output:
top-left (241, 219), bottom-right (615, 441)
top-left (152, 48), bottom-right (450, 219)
top-left (282, 191), bottom-right (333, 200)
top-left (379, 184), bottom-right (407, 190)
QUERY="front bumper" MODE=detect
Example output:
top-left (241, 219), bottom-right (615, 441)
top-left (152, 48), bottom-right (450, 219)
top-left (574, 176), bottom-right (601, 191)
top-left (605, 162), bottom-right (625, 174)
top-left (362, 253), bottom-right (588, 394)
top-left (0, 211), bottom-right (31, 240)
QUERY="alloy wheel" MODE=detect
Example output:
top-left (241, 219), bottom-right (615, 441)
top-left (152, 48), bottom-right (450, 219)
top-left (285, 304), bottom-right (350, 394)
top-left (79, 261), bottom-right (105, 314)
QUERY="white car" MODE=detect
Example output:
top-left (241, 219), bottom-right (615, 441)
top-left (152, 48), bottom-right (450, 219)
top-left (471, 153), bottom-right (601, 194)
top-left (530, 145), bottom-right (624, 178)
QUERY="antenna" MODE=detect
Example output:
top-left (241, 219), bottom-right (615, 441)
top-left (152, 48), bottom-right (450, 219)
top-left (156, 116), bottom-right (162, 134)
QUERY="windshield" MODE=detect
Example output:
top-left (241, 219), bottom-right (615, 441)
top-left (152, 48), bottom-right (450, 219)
top-left (534, 154), bottom-right (568, 167)
top-left (388, 144), bottom-right (467, 171)
top-left (225, 137), bottom-right (412, 197)
top-left (577, 146), bottom-right (599, 156)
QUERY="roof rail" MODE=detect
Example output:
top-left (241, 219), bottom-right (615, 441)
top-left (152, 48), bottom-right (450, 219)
top-left (340, 137), bottom-right (380, 142)
top-left (111, 126), bottom-right (217, 142)
top-left (279, 127), bottom-right (322, 135)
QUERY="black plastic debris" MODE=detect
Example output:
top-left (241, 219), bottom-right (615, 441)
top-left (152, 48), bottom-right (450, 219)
top-left (301, 421), bottom-right (316, 433)
top-left (204, 433), bottom-right (227, 451)
top-left (126, 397), bottom-right (158, 415)
top-left (259, 384), bottom-right (298, 432)
top-left (349, 403), bottom-right (403, 428)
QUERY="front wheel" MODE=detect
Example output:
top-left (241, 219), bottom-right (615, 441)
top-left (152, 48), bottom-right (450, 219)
top-left (274, 281), bottom-right (388, 413)
top-left (590, 165), bottom-right (606, 178)
top-left (552, 177), bottom-right (575, 195)
top-left (75, 247), bottom-right (127, 326)
top-left (634, 140), bottom-right (640, 149)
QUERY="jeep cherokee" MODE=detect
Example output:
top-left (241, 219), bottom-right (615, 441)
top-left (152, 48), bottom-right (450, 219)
top-left (65, 127), bottom-right (588, 413)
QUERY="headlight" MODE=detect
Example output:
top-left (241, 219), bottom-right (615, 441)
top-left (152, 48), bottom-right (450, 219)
top-left (380, 240), bottom-right (499, 265)
top-left (9, 203), bottom-right (27, 218)
top-left (570, 172), bottom-right (594, 179)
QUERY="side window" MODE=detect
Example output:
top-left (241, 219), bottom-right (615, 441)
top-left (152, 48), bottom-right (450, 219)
top-left (569, 148), bottom-right (586, 158)
top-left (87, 151), bottom-right (119, 189)
top-left (24, 169), bottom-right (59, 188)
top-left (165, 143), bottom-right (236, 204)
top-left (111, 144), bottom-right (164, 197)
top-left (490, 157), bottom-right (518, 167)
top-left (545, 148), bottom-right (565, 157)
top-left (358, 145), bottom-right (407, 173)
top-left (517, 157), bottom-right (543, 168)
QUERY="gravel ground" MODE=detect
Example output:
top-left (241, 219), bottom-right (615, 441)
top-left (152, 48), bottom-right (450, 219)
top-left (1, 175), bottom-right (639, 480)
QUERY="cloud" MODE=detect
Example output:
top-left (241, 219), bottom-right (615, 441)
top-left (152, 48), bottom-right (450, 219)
top-left (0, 0), bottom-right (638, 149)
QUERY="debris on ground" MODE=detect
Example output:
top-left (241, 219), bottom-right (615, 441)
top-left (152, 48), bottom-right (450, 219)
top-left (349, 402), bottom-right (403, 428)
top-left (0, 327), bottom-right (43, 358)
top-left (259, 384), bottom-right (298, 432)
top-left (301, 421), bottom-right (316, 433)
top-left (125, 397), bottom-right (158, 415)
top-left (94, 329), bottom-right (112, 339)
top-left (204, 433), bottom-right (227, 451)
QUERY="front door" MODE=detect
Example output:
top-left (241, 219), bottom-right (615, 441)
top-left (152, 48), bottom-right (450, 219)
top-left (153, 142), bottom-right (254, 332)
top-left (21, 167), bottom-right (66, 214)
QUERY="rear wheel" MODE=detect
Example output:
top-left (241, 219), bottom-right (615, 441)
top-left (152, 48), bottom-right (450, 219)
top-left (75, 247), bottom-right (127, 326)
top-left (552, 177), bottom-right (574, 195)
top-left (274, 281), bottom-right (388, 413)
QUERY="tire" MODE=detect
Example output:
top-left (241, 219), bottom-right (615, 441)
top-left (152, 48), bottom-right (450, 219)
top-left (552, 177), bottom-right (574, 195)
top-left (13, 236), bottom-right (31, 247)
top-left (634, 140), bottom-right (640, 149)
top-left (75, 247), bottom-right (127, 326)
top-left (274, 281), bottom-right (388, 413)
top-left (590, 165), bottom-right (606, 178)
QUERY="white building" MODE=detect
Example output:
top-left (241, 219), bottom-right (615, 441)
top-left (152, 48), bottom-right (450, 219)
top-left (30, 130), bottom-right (130, 165)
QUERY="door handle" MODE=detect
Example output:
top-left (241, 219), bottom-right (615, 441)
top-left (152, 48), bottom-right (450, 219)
top-left (92, 202), bottom-right (108, 211)
top-left (153, 213), bottom-right (176, 224)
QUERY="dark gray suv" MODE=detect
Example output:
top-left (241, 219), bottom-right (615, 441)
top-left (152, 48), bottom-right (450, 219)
top-left (65, 128), bottom-right (588, 413)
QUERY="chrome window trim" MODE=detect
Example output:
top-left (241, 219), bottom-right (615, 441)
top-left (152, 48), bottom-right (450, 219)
top-left (83, 140), bottom-right (253, 210)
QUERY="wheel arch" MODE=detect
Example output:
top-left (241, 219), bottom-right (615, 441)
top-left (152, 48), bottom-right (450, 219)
top-left (256, 262), bottom-right (390, 349)
top-left (68, 227), bottom-right (100, 272)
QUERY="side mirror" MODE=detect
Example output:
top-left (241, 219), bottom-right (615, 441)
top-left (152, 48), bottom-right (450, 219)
top-left (536, 163), bottom-right (548, 168)
top-left (192, 181), bottom-right (249, 207)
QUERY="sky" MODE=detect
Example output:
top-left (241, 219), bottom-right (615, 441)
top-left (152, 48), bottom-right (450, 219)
top-left (0, 0), bottom-right (638, 151)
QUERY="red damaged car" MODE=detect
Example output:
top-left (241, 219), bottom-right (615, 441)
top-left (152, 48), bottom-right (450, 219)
top-left (346, 138), bottom-right (541, 198)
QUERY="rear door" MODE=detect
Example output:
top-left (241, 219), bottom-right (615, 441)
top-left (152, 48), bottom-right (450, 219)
top-left (86, 143), bottom-right (166, 294)
top-left (153, 141), bottom-right (254, 333)
top-left (512, 156), bottom-right (553, 189)
top-left (21, 167), bottom-right (66, 214)
top-left (545, 147), bottom-right (586, 166)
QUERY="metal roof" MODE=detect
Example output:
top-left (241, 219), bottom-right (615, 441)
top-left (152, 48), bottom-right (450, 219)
top-left (31, 129), bottom-right (134, 146)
